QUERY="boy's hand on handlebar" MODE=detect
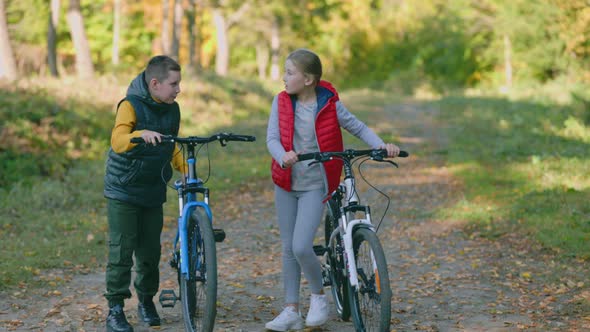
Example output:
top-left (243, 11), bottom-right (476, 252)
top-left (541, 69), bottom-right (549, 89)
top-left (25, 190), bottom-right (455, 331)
top-left (140, 130), bottom-right (163, 146)
top-left (281, 150), bottom-right (298, 168)
top-left (381, 143), bottom-right (401, 158)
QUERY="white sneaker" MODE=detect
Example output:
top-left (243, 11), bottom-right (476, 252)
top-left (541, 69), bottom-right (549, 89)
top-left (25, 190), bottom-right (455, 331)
top-left (265, 306), bottom-right (304, 331)
top-left (305, 293), bottom-right (329, 326)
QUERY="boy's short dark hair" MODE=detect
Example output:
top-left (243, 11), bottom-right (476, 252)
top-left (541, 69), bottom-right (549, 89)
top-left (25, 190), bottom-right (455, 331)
top-left (144, 55), bottom-right (181, 84)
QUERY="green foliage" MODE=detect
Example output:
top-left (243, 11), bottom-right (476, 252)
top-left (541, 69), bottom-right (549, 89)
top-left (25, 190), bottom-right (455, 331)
top-left (6, 0), bottom-right (48, 44)
top-left (318, 0), bottom-right (495, 91)
top-left (5, 0), bottom-right (589, 88)
top-left (432, 85), bottom-right (590, 258)
top-left (0, 82), bottom-right (112, 187)
top-left (488, 0), bottom-right (567, 82)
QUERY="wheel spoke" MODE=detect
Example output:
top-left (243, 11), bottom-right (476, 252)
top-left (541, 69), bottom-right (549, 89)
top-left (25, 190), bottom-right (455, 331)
top-left (349, 228), bottom-right (391, 331)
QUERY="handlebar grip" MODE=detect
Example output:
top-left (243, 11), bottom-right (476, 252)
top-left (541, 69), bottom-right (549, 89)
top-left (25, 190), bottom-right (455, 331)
top-left (130, 136), bottom-right (176, 144)
top-left (297, 153), bottom-right (317, 161)
top-left (235, 135), bottom-right (256, 142)
top-left (398, 150), bottom-right (409, 158)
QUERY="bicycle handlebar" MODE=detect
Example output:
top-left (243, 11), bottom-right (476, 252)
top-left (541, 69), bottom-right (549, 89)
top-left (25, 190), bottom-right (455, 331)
top-left (297, 149), bottom-right (409, 162)
top-left (130, 132), bottom-right (256, 145)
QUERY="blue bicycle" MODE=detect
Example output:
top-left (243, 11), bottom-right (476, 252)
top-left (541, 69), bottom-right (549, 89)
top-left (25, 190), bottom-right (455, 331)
top-left (132, 132), bottom-right (255, 332)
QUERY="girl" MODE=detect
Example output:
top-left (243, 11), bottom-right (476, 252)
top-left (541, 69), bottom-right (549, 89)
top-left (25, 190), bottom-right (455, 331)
top-left (265, 48), bottom-right (400, 331)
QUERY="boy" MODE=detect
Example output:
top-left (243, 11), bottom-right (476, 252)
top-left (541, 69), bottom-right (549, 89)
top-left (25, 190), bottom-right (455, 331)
top-left (103, 55), bottom-right (185, 332)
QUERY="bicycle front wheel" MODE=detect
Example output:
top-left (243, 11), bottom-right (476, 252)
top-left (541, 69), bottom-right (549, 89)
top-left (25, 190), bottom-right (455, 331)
top-left (180, 206), bottom-right (217, 332)
top-left (348, 228), bottom-right (391, 332)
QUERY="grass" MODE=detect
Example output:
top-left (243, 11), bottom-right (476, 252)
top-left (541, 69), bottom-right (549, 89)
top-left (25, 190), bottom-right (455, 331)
top-left (0, 161), bottom-right (108, 288)
top-left (429, 88), bottom-right (590, 258)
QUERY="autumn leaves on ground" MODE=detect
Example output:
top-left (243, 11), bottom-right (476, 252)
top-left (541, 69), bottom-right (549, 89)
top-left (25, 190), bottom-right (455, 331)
top-left (1, 90), bottom-right (589, 331)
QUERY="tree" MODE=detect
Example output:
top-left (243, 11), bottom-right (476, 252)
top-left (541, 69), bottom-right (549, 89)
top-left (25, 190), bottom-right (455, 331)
top-left (112, 0), bottom-right (121, 66)
top-left (66, 0), bottom-right (94, 78)
top-left (269, 16), bottom-right (280, 80)
top-left (171, 0), bottom-right (182, 60)
top-left (186, 0), bottom-right (203, 70)
top-left (212, 1), bottom-right (250, 76)
top-left (0, 0), bottom-right (17, 80)
top-left (161, 0), bottom-right (170, 55)
top-left (47, 0), bottom-right (60, 77)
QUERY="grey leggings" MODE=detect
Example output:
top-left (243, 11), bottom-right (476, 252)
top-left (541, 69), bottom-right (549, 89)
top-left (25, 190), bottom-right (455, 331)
top-left (274, 185), bottom-right (326, 304)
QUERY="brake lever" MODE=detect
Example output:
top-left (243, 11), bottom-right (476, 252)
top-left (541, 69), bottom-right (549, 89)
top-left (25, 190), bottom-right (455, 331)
top-left (378, 159), bottom-right (398, 168)
top-left (308, 155), bottom-right (332, 167)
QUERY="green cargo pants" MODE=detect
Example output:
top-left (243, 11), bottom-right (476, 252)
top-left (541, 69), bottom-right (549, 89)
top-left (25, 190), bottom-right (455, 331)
top-left (104, 198), bottom-right (163, 307)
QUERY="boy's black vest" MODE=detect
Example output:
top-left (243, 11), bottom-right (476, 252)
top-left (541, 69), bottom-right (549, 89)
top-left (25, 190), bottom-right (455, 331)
top-left (103, 96), bottom-right (180, 207)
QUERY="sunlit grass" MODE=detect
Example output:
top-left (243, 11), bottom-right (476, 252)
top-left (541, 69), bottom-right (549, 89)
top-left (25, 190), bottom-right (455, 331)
top-left (430, 87), bottom-right (590, 258)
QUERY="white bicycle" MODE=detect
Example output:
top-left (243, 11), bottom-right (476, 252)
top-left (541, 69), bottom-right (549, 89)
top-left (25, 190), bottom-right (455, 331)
top-left (298, 148), bottom-right (408, 332)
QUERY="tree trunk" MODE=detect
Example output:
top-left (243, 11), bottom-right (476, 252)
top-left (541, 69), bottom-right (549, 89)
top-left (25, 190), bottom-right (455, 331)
top-left (256, 42), bottom-right (268, 79)
top-left (66, 0), bottom-right (94, 78)
top-left (171, 0), bottom-right (183, 60)
top-left (213, 8), bottom-right (228, 76)
top-left (212, 2), bottom-right (249, 76)
top-left (47, 0), bottom-right (60, 77)
top-left (0, 0), bottom-right (17, 80)
top-left (270, 17), bottom-right (280, 81)
top-left (161, 0), bottom-right (170, 55)
top-left (112, 0), bottom-right (120, 66)
top-left (503, 34), bottom-right (512, 90)
top-left (187, 0), bottom-right (202, 70)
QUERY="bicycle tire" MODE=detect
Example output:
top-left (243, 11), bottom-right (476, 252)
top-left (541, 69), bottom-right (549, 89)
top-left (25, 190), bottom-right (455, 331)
top-left (180, 206), bottom-right (217, 332)
top-left (325, 213), bottom-right (351, 321)
top-left (348, 227), bottom-right (391, 332)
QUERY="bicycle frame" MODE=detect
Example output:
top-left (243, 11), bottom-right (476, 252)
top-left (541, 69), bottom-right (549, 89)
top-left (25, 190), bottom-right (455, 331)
top-left (331, 175), bottom-right (376, 289)
top-left (172, 143), bottom-right (213, 281)
top-left (302, 148), bottom-right (406, 331)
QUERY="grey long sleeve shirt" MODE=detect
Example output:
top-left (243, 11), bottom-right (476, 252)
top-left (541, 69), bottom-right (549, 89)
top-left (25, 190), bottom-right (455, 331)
top-left (266, 95), bottom-right (386, 191)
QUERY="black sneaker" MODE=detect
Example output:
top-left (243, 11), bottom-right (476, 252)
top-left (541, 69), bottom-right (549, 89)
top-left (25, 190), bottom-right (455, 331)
top-left (106, 304), bottom-right (133, 332)
top-left (138, 300), bottom-right (161, 326)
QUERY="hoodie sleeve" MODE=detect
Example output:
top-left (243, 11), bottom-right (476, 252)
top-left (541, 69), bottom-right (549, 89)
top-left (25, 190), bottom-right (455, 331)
top-left (171, 144), bottom-right (188, 174)
top-left (266, 95), bottom-right (286, 166)
top-left (336, 101), bottom-right (385, 148)
top-left (111, 101), bottom-right (144, 153)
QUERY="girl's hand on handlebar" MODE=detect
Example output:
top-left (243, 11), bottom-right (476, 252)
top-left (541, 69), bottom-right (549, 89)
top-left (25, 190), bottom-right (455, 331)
top-left (140, 130), bottom-right (163, 146)
top-left (381, 143), bottom-right (401, 158)
top-left (281, 150), bottom-right (298, 168)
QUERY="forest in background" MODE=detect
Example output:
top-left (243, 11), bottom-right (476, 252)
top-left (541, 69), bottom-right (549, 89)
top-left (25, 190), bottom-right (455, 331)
top-left (1, 0), bottom-right (589, 91)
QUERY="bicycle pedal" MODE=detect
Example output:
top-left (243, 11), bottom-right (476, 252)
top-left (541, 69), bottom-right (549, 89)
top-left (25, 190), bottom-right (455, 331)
top-left (159, 289), bottom-right (178, 308)
top-left (313, 245), bottom-right (327, 256)
top-left (213, 228), bottom-right (226, 242)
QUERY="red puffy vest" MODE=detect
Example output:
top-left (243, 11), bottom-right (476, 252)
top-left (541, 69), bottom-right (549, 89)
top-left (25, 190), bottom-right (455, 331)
top-left (271, 80), bottom-right (344, 195)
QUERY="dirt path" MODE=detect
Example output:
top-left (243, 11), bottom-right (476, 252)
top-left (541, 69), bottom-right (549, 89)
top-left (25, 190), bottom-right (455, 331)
top-left (2, 101), bottom-right (589, 332)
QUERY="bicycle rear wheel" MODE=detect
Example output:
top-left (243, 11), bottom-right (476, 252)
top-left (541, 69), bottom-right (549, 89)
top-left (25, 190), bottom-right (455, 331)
top-left (180, 206), bottom-right (217, 332)
top-left (348, 228), bottom-right (391, 332)
top-left (324, 213), bottom-right (351, 321)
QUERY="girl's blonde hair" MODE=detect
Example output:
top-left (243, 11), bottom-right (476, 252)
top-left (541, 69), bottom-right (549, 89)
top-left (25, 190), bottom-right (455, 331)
top-left (287, 48), bottom-right (322, 84)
